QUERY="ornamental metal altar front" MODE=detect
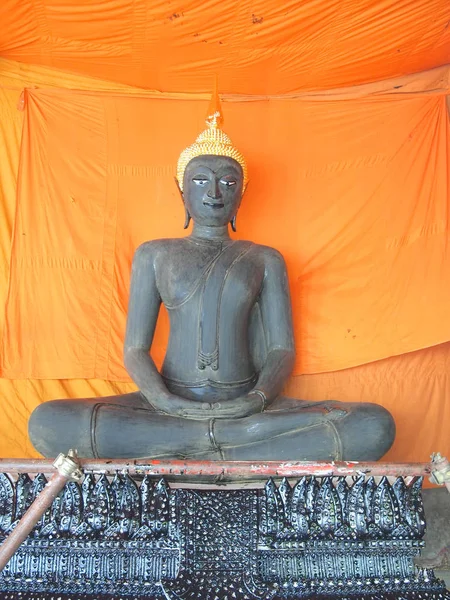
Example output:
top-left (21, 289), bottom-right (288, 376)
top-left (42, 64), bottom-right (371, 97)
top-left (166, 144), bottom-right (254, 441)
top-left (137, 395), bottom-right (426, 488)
top-left (0, 471), bottom-right (448, 599)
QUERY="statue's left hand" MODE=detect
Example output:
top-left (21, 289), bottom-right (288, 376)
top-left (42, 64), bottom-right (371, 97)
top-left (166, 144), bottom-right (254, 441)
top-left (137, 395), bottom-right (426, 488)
top-left (182, 394), bottom-right (263, 420)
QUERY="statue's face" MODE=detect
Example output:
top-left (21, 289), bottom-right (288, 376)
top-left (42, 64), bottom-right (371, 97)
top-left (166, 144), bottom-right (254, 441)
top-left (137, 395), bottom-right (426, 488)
top-left (182, 155), bottom-right (244, 227)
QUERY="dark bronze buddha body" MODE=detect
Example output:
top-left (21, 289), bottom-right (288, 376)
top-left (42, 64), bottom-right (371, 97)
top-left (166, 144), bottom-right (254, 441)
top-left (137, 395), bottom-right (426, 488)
top-left (29, 119), bottom-right (395, 461)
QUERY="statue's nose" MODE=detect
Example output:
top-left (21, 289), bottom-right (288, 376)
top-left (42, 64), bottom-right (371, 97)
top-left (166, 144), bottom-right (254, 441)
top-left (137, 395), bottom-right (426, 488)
top-left (207, 178), bottom-right (221, 200)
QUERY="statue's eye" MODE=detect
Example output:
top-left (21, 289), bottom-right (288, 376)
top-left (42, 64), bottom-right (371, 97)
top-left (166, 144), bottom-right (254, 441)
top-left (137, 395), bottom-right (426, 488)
top-left (221, 179), bottom-right (236, 187)
top-left (193, 177), bottom-right (208, 186)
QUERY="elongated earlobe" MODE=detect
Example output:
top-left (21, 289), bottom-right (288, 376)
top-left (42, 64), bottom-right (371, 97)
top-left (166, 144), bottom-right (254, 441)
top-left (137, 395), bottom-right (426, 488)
top-left (231, 183), bottom-right (247, 232)
top-left (184, 207), bottom-right (192, 229)
top-left (174, 177), bottom-right (190, 229)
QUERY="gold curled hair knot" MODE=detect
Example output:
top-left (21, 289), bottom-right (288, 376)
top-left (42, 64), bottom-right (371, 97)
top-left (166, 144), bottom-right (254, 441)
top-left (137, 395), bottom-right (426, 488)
top-left (176, 95), bottom-right (248, 192)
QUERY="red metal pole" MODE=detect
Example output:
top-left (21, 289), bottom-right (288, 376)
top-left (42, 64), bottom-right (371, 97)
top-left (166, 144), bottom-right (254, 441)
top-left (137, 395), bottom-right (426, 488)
top-left (0, 457), bottom-right (434, 478)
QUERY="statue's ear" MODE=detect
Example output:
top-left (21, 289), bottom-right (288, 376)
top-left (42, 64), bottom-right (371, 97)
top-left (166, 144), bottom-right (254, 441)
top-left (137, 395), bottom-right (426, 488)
top-left (174, 177), bottom-right (191, 229)
top-left (174, 177), bottom-right (184, 200)
top-left (230, 181), bottom-right (248, 232)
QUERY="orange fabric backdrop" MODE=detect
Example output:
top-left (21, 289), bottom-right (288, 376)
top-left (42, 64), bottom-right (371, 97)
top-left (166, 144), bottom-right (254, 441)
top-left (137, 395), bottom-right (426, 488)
top-left (2, 75), bottom-right (450, 378)
top-left (0, 0), bottom-right (447, 470)
top-left (0, 59), bottom-right (449, 468)
top-left (1, 0), bottom-right (449, 94)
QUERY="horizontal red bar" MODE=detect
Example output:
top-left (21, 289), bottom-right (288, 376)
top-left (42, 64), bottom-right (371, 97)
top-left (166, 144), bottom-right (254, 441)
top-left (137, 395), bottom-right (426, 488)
top-left (0, 458), bottom-right (432, 478)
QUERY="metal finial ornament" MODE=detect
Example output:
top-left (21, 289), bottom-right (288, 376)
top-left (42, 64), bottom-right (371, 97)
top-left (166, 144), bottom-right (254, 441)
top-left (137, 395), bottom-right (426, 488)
top-left (176, 91), bottom-right (248, 192)
top-left (207, 110), bottom-right (221, 128)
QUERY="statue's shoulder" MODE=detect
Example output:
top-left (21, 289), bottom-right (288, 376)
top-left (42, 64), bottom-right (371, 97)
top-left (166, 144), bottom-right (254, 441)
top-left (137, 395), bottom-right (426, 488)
top-left (132, 239), bottom-right (193, 274)
top-left (250, 242), bottom-right (287, 266)
top-left (133, 238), bottom-right (184, 262)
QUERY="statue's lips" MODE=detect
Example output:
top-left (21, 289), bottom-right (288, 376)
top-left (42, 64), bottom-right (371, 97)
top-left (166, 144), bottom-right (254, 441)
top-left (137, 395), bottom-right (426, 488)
top-left (203, 201), bottom-right (224, 209)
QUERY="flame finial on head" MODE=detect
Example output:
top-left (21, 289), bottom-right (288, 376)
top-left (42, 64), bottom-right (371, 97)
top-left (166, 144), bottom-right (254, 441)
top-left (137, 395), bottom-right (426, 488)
top-left (176, 84), bottom-right (248, 191)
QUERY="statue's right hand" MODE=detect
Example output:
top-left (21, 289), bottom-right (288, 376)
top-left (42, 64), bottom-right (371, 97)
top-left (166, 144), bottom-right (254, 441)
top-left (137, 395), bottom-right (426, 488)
top-left (144, 393), bottom-right (261, 420)
top-left (178, 395), bottom-right (264, 420)
top-left (145, 394), bottom-right (211, 419)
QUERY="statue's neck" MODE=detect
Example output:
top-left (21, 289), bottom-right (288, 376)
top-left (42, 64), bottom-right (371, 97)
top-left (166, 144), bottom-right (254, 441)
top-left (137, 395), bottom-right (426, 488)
top-left (190, 223), bottom-right (231, 242)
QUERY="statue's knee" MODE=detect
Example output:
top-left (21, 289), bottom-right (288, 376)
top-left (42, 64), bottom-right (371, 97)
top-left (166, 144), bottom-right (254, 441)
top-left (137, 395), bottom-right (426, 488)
top-left (29, 400), bottom-right (96, 458)
top-left (28, 401), bottom-right (55, 452)
top-left (373, 404), bottom-right (395, 442)
top-left (334, 402), bottom-right (395, 461)
top-left (361, 403), bottom-right (396, 452)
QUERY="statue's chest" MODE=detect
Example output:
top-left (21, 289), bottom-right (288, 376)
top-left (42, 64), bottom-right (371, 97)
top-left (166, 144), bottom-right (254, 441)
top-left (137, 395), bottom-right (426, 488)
top-left (157, 244), bottom-right (263, 309)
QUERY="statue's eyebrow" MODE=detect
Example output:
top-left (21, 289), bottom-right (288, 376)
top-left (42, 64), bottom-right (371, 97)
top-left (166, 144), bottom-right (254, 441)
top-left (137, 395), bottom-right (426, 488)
top-left (218, 172), bottom-right (238, 178)
top-left (216, 167), bottom-right (240, 177)
top-left (191, 164), bottom-right (214, 173)
top-left (190, 165), bottom-right (213, 175)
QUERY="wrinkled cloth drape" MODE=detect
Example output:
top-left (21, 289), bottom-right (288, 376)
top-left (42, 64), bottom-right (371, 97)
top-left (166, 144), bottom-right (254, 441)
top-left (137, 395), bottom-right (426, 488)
top-left (0, 59), bottom-right (449, 469)
top-left (1, 0), bottom-right (449, 94)
top-left (2, 71), bottom-right (450, 378)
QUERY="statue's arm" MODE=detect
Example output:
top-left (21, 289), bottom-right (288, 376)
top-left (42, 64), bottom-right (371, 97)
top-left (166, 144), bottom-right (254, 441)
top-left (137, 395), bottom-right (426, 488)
top-left (255, 248), bottom-right (296, 405)
top-left (123, 242), bottom-right (205, 416)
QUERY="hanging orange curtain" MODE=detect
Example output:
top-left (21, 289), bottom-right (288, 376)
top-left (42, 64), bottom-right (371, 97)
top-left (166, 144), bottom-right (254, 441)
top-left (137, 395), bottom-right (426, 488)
top-left (0, 60), bottom-right (139, 459)
top-left (0, 59), bottom-right (449, 468)
top-left (2, 72), bottom-right (450, 379)
top-left (1, 0), bottom-right (449, 94)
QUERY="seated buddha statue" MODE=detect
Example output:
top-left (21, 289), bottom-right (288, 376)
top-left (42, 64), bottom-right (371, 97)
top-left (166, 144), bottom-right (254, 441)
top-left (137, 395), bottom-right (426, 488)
top-left (29, 100), bottom-right (395, 461)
